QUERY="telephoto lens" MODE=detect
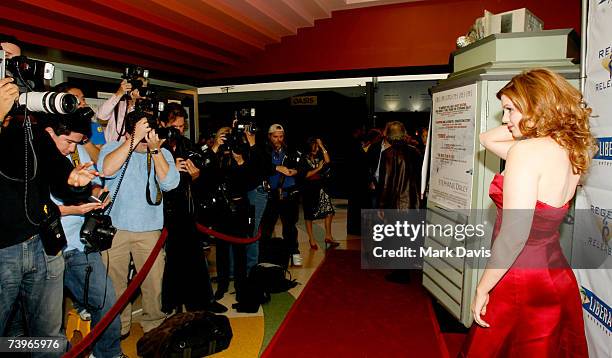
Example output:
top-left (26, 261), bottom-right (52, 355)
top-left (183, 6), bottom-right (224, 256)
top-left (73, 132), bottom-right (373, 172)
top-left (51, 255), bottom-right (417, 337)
top-left (18, 92), bottom-right (79, 114)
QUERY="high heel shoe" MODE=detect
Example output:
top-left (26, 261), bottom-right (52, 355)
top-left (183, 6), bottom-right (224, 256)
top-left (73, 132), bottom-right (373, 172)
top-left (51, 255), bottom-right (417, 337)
top-left (309, 240), bottom-right (319, 250)
top-left (324, 237), bottom-right (340, 248)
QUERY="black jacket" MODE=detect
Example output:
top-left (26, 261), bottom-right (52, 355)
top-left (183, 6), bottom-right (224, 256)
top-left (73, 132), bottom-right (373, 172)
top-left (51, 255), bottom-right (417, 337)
top-left (377, 142), bottom-right (422, 210)
top-left (0, 126), bottom-right (83, 248)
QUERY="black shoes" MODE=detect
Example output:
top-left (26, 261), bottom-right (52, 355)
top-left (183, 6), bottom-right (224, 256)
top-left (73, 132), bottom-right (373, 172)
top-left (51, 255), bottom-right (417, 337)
top-left (214, 282), bottom-right (229, 300)
top-left (206, 301), bottom-right (228, 314)
top-left (385, 270), bottom-right (411, 284)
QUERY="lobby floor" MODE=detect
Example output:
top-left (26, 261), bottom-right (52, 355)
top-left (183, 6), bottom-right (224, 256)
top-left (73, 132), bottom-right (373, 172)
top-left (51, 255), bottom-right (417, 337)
top-left (119, 199), bottom-right (360, 358)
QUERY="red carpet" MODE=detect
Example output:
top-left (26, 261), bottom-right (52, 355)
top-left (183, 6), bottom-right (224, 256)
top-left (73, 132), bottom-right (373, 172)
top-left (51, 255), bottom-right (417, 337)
top-left (262, 250), bottom-right (447, 358)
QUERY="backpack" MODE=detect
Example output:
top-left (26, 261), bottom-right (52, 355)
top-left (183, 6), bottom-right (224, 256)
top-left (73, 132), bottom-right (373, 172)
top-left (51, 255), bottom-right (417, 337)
top-left (137, 311), bottom-right (232, 358)
top-left (232, 263), bottom-right (298, 313)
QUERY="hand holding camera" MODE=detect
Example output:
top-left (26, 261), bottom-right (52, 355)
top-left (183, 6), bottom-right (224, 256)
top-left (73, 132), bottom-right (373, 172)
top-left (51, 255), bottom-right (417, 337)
top-left (146, 128), bottom-right (165, 152)
top-left (116, 79), bottom-right (132, 98)
top-left (0, 78), bottom-right (19, 119)
top-left (133, 117), bottom-right (151, 143)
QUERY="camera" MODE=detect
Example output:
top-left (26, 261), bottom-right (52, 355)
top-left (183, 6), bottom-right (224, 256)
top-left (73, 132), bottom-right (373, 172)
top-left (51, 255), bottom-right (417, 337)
top-left (220, 130), bottom-right (249, 156)
top-left (2, 50), bottom-right (78, 115)
top-left (2, 52), bottom-right (54, 91)
top-left (80, 210), bottom-right (117, 254)
top-left (18, 91), bottom-right (78, 115)
top-left (235, 108), bottom-right (258, 134)
top-left (122, 64), bottom-right (150, 95)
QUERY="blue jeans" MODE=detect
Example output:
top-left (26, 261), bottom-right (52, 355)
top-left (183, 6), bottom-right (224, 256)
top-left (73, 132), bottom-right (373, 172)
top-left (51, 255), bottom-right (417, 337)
top-left (64, 249), bottom-right (122, 358)
top-left (246, 185), bottom-right (269, 273)
top-left (0, 236), bottom-right (67, 358)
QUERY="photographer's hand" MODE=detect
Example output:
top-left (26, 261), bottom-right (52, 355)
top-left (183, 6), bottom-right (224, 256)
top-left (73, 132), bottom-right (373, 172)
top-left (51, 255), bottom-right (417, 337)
top-left (175, 158), bottom-right (188, 172)
top-left (68, 162), bottom-right (99, 187)
top-left (146, 129), bottom-right (165, 152)
top-left (147, 129), bottom-right (170, 182)
top-left (276, 165), bottom-right (297, 176)
top-left (115, 79), bottom-right (132, 98)
top-left (0, 78), bottom-right (19, 121)
top-left (246, 131), bottom-right (256, 146)
top-left (134, 118), bottom-right (151, 144)
top-left (59, 202), bottom-right (104, 216)
top-left (184, 159), bottom-right (200, 180)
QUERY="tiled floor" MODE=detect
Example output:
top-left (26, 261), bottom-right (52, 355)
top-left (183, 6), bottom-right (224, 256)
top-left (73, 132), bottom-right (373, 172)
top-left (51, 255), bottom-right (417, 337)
top-left (117, 199), bottom-right (358, 357)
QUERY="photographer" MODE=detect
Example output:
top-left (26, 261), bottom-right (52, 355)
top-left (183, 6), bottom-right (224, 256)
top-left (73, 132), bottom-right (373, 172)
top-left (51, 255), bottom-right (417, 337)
top-left (200, 127), bottom-right (251, 301)
top-left (260, 124), bottom-right (303, 266)
top-left (242, 121), bottom-right (274, 273)
top-left (1, 38), bottom-right (98, 355)
top-left (44, 114), bottom-right (125, 358)
top-left (158, 103), bottom-right (226, 313)
top-left (98, 112), bottom-right (179, 339)
top-left (54, 82), bottom-right (101, 163)
top-left (98, 75), bottom-right (149, 143)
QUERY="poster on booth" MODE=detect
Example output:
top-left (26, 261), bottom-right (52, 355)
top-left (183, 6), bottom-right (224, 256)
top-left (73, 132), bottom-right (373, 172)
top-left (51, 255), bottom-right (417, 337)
top-left (428, 84), bottom-right (477, 210)
top-left (572, 1), bottom-right (612, 356)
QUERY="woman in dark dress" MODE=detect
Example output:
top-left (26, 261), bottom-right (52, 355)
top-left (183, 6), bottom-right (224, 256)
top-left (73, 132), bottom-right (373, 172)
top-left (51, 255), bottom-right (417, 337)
top-left (301, 138), bottom-right (339, 249)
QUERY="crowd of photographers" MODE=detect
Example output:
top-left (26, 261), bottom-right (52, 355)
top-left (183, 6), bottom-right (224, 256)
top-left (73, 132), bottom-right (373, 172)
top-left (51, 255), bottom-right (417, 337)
top-left (1, 35), bottom-right (318, 357)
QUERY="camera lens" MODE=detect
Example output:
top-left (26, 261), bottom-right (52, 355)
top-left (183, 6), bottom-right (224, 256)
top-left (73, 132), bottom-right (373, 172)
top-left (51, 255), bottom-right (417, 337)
top-left (18, 92), bottom-right (79, 114)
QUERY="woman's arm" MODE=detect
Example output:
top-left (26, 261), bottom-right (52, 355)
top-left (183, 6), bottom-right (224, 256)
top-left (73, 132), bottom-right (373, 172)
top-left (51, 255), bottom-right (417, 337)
top-left (317, 139), bottom-right (330, 164)
top-left (472, 141), bottom-right (539, 327)
top-left (479, 125), bottom-right (515, 160)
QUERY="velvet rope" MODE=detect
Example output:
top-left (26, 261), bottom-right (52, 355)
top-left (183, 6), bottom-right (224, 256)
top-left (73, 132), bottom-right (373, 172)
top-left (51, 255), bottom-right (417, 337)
top-left (195, 222), bottom-right (261, 244)
top-left (63, 228), bottom-right (169, 358)
top-left (63, 224), bottom-right (260, 356)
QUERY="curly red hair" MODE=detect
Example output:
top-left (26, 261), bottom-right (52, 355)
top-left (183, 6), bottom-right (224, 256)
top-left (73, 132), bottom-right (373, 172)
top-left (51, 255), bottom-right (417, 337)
top-left (497, 68), bottom-right (596, 174)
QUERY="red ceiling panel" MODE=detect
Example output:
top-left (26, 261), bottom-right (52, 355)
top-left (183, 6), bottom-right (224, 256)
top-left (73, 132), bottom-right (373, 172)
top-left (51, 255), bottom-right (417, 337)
top-left (0, 0), bottom-right (580, 86)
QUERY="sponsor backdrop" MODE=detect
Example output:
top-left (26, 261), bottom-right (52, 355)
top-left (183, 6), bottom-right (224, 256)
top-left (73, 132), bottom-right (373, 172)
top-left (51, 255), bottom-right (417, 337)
top-left (573, 1), bottom-right (612, 356)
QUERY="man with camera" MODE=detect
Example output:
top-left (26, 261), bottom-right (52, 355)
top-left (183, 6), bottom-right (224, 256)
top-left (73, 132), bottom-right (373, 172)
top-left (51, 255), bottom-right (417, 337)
top-left (44, 110), bottom-right (125, 358)
top-left (242, 120), bottom-right (274, 273)
top-left (55, 82), bottom-right (102, 163)
top-left (260, 124), bottom-right (303, 266)
top-left (158, 103), bottom-right (226, 313)
top-left (99, 112), bottom-right (179, 338)
top-left (1, 37), bottom-right (99, 356)
top-left (200, 126), bottom-right (252, 300)
top-left (98, 70), bottom-right (150, 143)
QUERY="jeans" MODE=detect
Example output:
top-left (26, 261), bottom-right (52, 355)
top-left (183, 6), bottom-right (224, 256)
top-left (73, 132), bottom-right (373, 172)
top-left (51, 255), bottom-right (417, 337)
top-left (0, 236), bottom-right (67, 358)
top-left (246, 185), bottom-right (269, 273)
top-left (64, 249), bottom-right (122, 358)
top-left (260, 193), bottom-right (300, 255)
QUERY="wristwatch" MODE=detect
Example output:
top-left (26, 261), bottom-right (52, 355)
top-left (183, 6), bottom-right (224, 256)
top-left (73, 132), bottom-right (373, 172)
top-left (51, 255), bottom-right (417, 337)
top-left (150, 148), bottom-right (160, 155)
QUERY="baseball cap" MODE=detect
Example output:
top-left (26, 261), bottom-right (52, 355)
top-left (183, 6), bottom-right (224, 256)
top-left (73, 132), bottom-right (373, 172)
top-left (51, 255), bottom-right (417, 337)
top-left (268, 123), bottom-right (285, 134)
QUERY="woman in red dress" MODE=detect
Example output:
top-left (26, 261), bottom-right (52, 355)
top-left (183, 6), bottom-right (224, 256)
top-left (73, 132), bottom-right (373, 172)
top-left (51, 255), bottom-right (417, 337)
top-left (460, 68), bottom-right (596, 357)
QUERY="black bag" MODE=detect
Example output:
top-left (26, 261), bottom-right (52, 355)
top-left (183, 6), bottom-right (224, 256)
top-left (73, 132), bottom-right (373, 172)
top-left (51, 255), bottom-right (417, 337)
top-left (250, 263), bottom-right (298, 293)
top-left (137, 311), bottom-right (232, 358)
top-left (259, 237), bottom-right (290, 269)
top-left (39, 202), bottom-right (67, 256)
top-left (232, 263), bottom-right (298, 313)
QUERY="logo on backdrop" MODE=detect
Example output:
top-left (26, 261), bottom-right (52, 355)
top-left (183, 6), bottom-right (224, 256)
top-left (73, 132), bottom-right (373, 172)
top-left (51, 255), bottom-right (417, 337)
top-left (595, 45), bottom-right (612, 91)
top-left (593, 137), bottom-right (612, 169)
top-left (598, 0), bottom-right (612, 6)
top-left (580, 286), bottom-right (612, 335)
top-left (602, 54), bottom-right (612, 80)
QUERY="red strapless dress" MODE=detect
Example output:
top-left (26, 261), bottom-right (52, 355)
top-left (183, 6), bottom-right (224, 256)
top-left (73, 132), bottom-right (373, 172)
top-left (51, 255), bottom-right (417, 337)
top-left (459, 173), bottom-right (588, 357)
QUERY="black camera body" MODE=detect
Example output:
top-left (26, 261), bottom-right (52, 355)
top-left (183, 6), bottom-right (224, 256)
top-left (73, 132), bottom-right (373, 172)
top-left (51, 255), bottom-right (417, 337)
top-left (282, 150), bottom-right (302, 170)
top-left (122, 65), bottom-right (149, 93)
top-left (127, 97), bottom-right (179, 140)
top-left (220, 130), bottom-right (250, 156)
top-left (2, 53), bottom-right (54, 91)
top-left (80, 210), bottom-right (117, 254)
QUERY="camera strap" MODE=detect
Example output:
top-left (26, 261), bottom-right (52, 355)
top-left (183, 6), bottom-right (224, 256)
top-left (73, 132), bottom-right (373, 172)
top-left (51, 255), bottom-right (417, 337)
top-left (114, 100), bottom-right (129, 138)
top-left (70, 149), bottom-right (81, 167)
top-left (146, 150), bottom-right (163, 206)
